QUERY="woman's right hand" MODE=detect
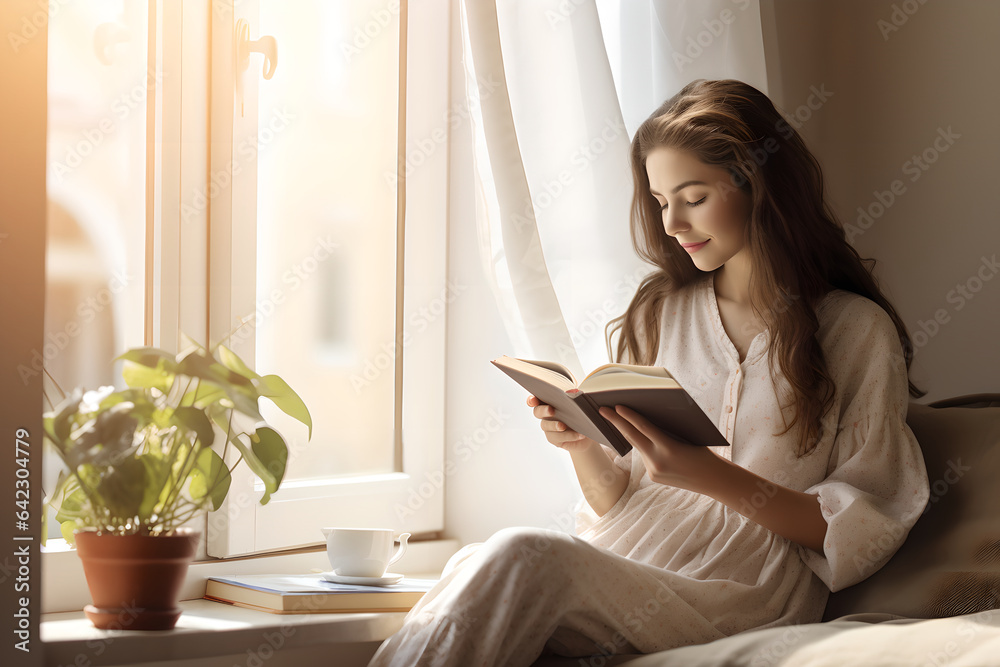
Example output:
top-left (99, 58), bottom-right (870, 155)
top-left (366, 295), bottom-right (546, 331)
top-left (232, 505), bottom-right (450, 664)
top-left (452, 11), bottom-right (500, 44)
top-left (527, 394), bottom-right (598, 453)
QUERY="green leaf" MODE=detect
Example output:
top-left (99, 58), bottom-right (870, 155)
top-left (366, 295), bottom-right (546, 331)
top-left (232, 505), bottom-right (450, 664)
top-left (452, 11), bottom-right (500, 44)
top-left (54, 486), bottom-right (89, 523)
top-left (172, 406), bottom-right (215, 449)
top-left (217, 344), bottom-right (260, 380)
top-left (209, 410), bottom-right (278, 496)
top-left (122, 359), bottom-right (174, 393)
top-left (60, 520), bottom-right (81, 545)
top-left (176, 350), bottom-right (263, 421)
top-left (255, 374), bottom-right (313, 439)
top-left (182, 383), bottom-right (228, 408)
top-left (189, 448), bottom-right (231, 510)
top-left (250, 427), bottom-right (288, 505)
top-left (138, 456), bottom-right (169, 519)
top-left (47, 389), bottom-right (83, 448)
top-left (96, 457), bottom-right (147, 522)
top-left (177, 348), bottom-right (256, 390)
top-left (116, 346), bottom-right (178, 371)
top-left (224, 434), bottom-right (279, 504)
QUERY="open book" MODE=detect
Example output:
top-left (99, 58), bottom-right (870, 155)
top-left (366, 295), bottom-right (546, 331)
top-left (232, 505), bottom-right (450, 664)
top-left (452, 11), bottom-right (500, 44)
top-left (491, 355), bottom-right (729, 456)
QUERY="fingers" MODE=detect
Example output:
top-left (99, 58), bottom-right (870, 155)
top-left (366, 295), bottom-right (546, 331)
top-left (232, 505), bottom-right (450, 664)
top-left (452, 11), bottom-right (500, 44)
top-left (532, 402), bottom-right (556, 420)
top-left (539, 418), bottom-right (571, 433)
top-left (599, 405), bottom-right (653, 453)
top-left (609, 405), bottom-right (658, 439)
top-left (527, 395), bottom-right (587, 445)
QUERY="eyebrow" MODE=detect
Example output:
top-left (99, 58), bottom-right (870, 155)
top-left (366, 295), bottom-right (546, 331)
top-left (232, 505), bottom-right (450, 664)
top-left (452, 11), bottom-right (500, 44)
top-left (649, 180), bottom-right (708, 196)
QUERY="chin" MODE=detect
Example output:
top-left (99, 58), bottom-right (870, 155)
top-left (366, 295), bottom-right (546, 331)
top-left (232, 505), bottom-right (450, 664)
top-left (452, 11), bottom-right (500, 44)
top-left (691, 257), bottom-right (725, 273)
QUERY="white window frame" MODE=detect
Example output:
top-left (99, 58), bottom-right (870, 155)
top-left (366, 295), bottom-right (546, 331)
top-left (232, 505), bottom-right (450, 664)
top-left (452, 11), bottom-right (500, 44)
top-left (206, 0), bottom-right (449, 557)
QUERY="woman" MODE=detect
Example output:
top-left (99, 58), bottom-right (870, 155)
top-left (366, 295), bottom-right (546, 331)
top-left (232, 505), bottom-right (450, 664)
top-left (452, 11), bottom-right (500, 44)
top-left (368, 79), bottom-right (929, 666)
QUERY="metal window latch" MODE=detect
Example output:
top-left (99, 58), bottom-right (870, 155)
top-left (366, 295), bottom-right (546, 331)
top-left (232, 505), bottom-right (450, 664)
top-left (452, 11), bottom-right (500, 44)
top-left (235, 18), bottom-right (278, 114)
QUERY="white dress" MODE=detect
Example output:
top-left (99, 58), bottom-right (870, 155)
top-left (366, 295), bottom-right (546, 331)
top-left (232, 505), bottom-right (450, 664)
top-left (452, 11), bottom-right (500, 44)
top-left (368, 274), bottom-right (930, 667)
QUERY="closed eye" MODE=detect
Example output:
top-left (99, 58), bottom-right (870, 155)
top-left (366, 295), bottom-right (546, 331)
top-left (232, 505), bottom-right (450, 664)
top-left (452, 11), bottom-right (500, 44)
top-left (659, 195), bottom-right (707, 212)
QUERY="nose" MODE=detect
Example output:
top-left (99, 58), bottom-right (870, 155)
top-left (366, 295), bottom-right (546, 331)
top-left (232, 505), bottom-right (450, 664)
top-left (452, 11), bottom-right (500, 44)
top-left (661, 205), bottom-right (690, 238)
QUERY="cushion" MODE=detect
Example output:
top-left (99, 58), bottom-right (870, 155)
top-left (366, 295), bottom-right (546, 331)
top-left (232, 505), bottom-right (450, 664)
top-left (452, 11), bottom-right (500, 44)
top-left (824, 398), bottom-right (1000, 619)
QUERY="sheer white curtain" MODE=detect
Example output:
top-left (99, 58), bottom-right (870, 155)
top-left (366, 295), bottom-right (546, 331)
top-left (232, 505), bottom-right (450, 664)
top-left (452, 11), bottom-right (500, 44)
top-left (461, 0), bottom-right (769, 376)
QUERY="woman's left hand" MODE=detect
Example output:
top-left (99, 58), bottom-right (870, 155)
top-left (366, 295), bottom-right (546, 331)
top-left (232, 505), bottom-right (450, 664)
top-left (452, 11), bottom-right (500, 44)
top-left (598, 405), bottom-right (725, 494)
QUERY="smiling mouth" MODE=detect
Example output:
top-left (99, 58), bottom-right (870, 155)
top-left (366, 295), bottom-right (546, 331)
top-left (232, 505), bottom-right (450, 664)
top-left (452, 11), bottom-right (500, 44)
top-left (680, 240), bottom-right (710, 252)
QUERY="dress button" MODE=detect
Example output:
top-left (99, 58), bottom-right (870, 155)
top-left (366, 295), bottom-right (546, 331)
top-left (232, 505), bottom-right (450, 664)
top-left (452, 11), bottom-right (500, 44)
top-left (725, 405), bottom-right (733, 413)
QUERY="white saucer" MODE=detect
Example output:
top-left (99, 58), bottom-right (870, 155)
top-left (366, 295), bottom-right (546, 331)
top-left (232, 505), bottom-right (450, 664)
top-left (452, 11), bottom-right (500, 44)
top-left (321, 571), bottom-right (404, 586)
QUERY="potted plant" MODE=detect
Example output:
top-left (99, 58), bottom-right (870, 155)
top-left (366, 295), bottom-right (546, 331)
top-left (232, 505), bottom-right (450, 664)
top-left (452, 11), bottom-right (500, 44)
top-left (41, 336), bottom-right (311, 630)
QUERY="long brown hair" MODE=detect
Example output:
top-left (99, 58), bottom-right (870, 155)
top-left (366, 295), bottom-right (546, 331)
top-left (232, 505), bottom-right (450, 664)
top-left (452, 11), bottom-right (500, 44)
top-left (606, 79), bottom-right (923, 455)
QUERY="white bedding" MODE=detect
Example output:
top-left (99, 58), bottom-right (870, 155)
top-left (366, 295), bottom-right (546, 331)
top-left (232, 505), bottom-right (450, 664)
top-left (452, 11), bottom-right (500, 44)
top-left (539, 610), bottom-right (1000, 667)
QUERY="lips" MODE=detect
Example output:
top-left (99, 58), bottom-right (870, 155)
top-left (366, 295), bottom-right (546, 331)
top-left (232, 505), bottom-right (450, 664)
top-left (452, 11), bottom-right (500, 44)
top-left (680, 240), bottom-right (710, 252)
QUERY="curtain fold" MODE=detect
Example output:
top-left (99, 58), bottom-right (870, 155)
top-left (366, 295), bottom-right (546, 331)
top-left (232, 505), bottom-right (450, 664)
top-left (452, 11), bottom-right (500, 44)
top-left (461, 0), bottom-right (582, 375)
top-left (462, 0), bottom-right (770, 376)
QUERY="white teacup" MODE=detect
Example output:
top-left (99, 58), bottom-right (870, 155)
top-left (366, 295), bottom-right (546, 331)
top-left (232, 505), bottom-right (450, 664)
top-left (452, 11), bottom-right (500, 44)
top-left (322, 527), bottom-right (410, 578)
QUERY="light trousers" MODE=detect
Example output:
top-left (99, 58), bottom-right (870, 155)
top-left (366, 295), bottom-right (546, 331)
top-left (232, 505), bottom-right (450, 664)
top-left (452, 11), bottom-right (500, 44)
top-left (366, 527), bottom-right (728, 667)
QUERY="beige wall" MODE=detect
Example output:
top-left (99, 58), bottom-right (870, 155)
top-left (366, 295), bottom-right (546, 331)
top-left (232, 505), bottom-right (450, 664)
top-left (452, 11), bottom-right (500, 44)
top-left (762, 0), bottom-right (1000, 402)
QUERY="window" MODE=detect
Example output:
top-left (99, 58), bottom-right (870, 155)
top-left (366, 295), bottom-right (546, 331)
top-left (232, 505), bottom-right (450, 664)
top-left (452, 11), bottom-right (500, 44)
top-left (207, 0), bottom-right (449, 556)
top-left (41, 0), bottom-right (449, 557)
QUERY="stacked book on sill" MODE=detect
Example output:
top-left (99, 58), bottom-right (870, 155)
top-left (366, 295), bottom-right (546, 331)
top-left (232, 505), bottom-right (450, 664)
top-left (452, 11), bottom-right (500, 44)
top-left (205, 574), bottom-right (439, 614)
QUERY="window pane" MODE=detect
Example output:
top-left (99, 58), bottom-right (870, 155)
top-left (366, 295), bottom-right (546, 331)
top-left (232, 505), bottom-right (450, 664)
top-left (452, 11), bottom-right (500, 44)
top-left (44, 0), bottom-right (148, 538)
top-left (255, 0), bottom-right (399, 480)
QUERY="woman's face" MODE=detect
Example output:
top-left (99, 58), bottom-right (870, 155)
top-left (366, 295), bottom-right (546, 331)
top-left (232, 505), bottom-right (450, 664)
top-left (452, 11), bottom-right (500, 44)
top-left (645, 146), bottom-right (752, 273)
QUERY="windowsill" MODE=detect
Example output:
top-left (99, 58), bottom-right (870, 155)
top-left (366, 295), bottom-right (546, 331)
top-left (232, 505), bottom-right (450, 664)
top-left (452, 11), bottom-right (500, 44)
top-left (42, 538), bottom-right (459, 613)
top-left (41, 540), bottom-right (459, 667)
top-left (42, 599), bottom-right (411, 667)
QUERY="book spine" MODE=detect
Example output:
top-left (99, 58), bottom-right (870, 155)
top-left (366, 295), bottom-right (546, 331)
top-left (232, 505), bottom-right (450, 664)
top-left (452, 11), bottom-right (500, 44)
top-left (569, 390), bottom-right (631, 457)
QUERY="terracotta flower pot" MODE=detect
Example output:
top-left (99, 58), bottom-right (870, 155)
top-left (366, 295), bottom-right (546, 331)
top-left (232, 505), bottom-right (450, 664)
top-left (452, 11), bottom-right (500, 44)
top-left (74, 530), bottom-right (199, 631)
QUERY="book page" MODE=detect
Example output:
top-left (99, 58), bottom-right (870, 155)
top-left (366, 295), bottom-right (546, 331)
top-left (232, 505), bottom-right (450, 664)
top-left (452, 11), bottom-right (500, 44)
top-left (579, 372), bottom-right (680, 393)
top-left (582, 363), bottom-right (674, 382)
top-left (493, 356), bottom-right (578, 390)
top-left (517, 358), bottom-right (578, 385)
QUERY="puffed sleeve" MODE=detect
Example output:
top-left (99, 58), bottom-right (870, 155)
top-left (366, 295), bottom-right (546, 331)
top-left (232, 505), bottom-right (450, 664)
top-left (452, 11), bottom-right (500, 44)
top-left (797, 298), bottom-right (930, 592)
